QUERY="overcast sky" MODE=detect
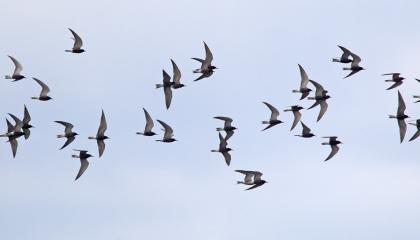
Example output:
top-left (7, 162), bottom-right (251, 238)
top-left (1, 0), bottom-right (420, 239)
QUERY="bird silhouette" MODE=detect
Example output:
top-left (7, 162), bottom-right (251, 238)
top-left (55, 121), bottom-right (78, 149)
top-left (292, 64), bottom-right (312, 100)
top-left (211, 132), bottom-right (233, 166)
top-left (136, 108), bottom-right (157, 136)
top-left (214, 116), bottom-right (236, 140)
top-left (343, 52), bottom-right (364, 78)
top-left (308, 80), bottom-right (330, 122)
top-left (294, 121), bottom-right (315, 138)
top-left (88, 110), bottom-right (109, 157)
top-left (192, 41), bottom-right (217, 81)
top-left (389, 91), bottom-right (409, 143)
top-left (261, 102), bottom-right (283, 131)
top-left (332, 45), bottom-right (353, 63)
top-left (5, 55), bottom-right (25, 81)
top-left (31, 78), bottom-right (52, 101)
top-left (383, 73), bottom-right (405, 90)
top-left (322, 136), bottom-right (342, 161)
top-left (284, 105), bottom-right (304, 131)
top-left (65, 28), bottom-right (85, 53)
top-left (71, 150), bottom-right (93, 180)
top-left (156, 120), bottom-right (177, 142)
top-left (235, 170), bottom-right (267, 190)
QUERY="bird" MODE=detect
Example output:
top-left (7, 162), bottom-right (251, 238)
top-left (1, 113), bottom-right (25, 141)
top-left (235, 170), bottom-right (267, 191)
top-left (284, 105), bottom-right (304, 131)
top-left (307, 80), bottom-right (330, 122)
top-left (136, 108), bottom-right (157, 136)
top-left (156, 120), bottom-right (177, 142)
top-left (5, 55), bottom-right (25, 81)
top-left (4, 118), bottom-right (18, 158)
top-left (383, 73), bottom-right (405, 90)
top-left (322, 136), bottom-right (342, 161)
top-left (413, 95), bottom-right (420, 103)
top-left (192, 41), bottom-right (217, 81)
top-left (71, 150), bottom-right (93, 180)
top-left (170, 59), bottom-right (185, 89)
top-left (294, 121), bottom-right (315, 138)
top-left (343, 52), bottom-right (364, 78)
top-left (332, 45), bottom-right (353, 63)
top-left (55, 121), bottom-right (78, 149)
top-left (292, 64), bottom-right (312, 100)
top-left (88, 110), bottom-right (109, 157)
top-left (389, 91), bottom-right (409, 143)
top-left (211, 132), bottom-right (233, 166)
top-left (408, 119), bottom-right (420, 142)
top-left (31, 78), bottom-right (52, 101)
top-left (261, 102), bottom-right (283, 131)
top-left (65, 28), bottom-right (85, 53)
top-left (22, 105), bottom-right (33, 140)
top-left (214, 116), bottom-right (236, 140)
top-left (156, 70), bottom-right (173, 109)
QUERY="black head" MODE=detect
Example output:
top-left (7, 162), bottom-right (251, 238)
top-left (104, 136), bottom-right (110, 140)
top-left (86, 154), bottom-right (93, 158)
top-left (261, 180), bottom-right (267, 184)
top-left (416, 119), bottom-right (420, 126)
top-left (336, 141), bottom-right (343, 144)
top-left (209, 66), bottom-right (217, 70)
top-left (179, 84), bottom-right (185, 88)
top-left (74, 132), bottom-right (79, 136)
top-left (404, 114), bottom-right (410, 119)
top-left (27, 124), bottom-right (34, 129)
top-left (309, 133), bottom-right (315, 137)
top-left (226, 148), bottom-right (233, 152)
top-left (232, 127), bottom-right (237, 130)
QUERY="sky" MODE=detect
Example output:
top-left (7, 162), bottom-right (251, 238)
top-left (1, 0), bottom-right (420, 239)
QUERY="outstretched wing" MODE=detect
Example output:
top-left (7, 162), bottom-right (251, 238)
top-left (69, 28), bottom-right (83, 50)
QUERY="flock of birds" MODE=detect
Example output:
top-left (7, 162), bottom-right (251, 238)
top-left (2, 29), bottom-right (420, 190)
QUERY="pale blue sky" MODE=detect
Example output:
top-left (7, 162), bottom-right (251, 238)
top-left (1, 0), bottom-right (420, 239)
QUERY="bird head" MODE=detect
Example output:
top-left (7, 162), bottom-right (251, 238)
top-left (226, 148), bottom-right (233, 152)
top-left (104, 136), bottom-right (110, 139)
top-left (74, 133), bottom-right (79, 136)
top-left (27, 124), bottom-right (34, 129)
top-left (209, 66), bottom-right (218, 70)
top-left (86, 154), bottom-right (93, 158)
top-left (337, 141), bottom-right (343, 144)
top-left (45, 96), bottom-right (53, 100)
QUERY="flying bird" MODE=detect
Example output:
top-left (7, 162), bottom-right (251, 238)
top-left (156, 120), bottom-right (177, 142)
top-left (71, 150), bottom-right (93, 180)
top-left (4, 118), bottom-right (18, 158)
top-left (88, 110), bottom-right (109, 157)
top-left (261, 102), bottom-right (283, 131)
top-left (55, 121), bottom-right (78, 149)
top-left (22, 105), bottom-right (33, 139)
top-left (5, 55), bottom-right (25, 81)
top-left (31, 78), bottom-right (52, 101)
top-left (211, 132), bottom-right (233, 166)
top-left (408, 119), bottom-right (420, 142)
top-left (156, 70), bottom-right (173, 109)
top-left (294, 121), bottom-right (315, 138)
top-left (383, 73), bottom-right (405, 90)
top-left (292, 64), bottom-right (312, 100)
top-left (332, 45), bottom-right (353, 63)
top-left (389, 91), bottom-right (409, 143)
top-left (235, 170), bottom-right (267, 191)
top-left (192, 41), bottom-right (217, 81)
top-left (322, 136), bottom-right (342, 161)
top-left (343, 52), bottom-right (364, 78)
top-left (136, 108), bottom-right (157, 136)
top-left (1, 113), bottom-right (25, 141)
top-left (284, 105), bottom-right (304, 131)
top-left (214, 116), bottom-right (236, 140)
top-left (308, 80), bottom-right (330, 122)
top-left (170, 59), bottom-right (185, 89)
top-left (65, 28), bottom-right (85, 53)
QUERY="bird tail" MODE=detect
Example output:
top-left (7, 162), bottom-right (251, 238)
top-left (294, 135), bottom-right (301, 137)
top-left (136, 132), bottom-right (144, 135)
top-left (413, 95), bottom-right (420, 98)
top-left (71, 155), bottom-right (79, 158)
top-left (385, 80), bottom-right (393, 82)
top-left (262, 121), bottom-right (269, 124)
top-left (211, 150), bottom-right (218, 152)
top-left (88, 137), bottom-right (96, 139)
top-left (65, 50), bottom-right (73, 52)
top-left (31, 97), bottom-right (38, 99)
top-left (237, 181), bottom-right (244, 184)
top-left (321, 142), bottom-right (329, 145)
top-left (308, 97), bottom-right (315, 100)
top-left (292, 90), bottom-right (300, 93)
top-left (193, 69), bottom-right (201, 73)
top-left (4, 75), bottom-right (12, 79)
top-left (388, 115), bottom-right (397, 119)
top-left (343, 67), bottom-right (351, 70)
top-left (57, 134), bottom-right (65, 138)
top-left (155, 84), bottom-right (163, 89)
top-left (216, 128), bottom-right (223, 131)
top-left (332, 58), bottom-right (340, 62)
top-left (284, 109), bottom-right (292, 112)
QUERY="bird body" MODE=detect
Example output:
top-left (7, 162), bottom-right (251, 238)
top-left (295, 121), bottom-right (315, 138)
top-left (284, 105), bottom-right (303, 130)
top-left (332, 45), bottom-right (353, 63)
top-left (307, 80), bottom-right (330, 122)
top-left (343, 52), bottom-right (364, 78)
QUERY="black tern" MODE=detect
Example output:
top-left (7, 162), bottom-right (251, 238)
top-left (214, 116), bottom-right (236, 140)
top-left (284, 105), bottom-right (304, 131)
top-left (294, 121), bottom-right (315, 138)
top-left (88, 110), bottom-right (109, 157)
top-left (156, 120), bottom-right (177, 142)
top-left (65, 28), bottom-right (85, 53)
top-left (171, 59), bottom-right (185, 89)
top-left (2, 114), bottom-right (25, 141)
top-left (235, 170), bottom-right (267, 191)
top-left (408, 119), bottom-right (420, 142)
top-left (389, 91), bottom-right (409, 143)
top-left (292, 64), bottom-right (312, 100)
top-left (5, 55), bottom-right (25, 81)
top-left (136, 108), bottom-right (157, 136)
top-left (4, 118), bottom-right (18, 158)
top-left (322, 136), bottom-right (342, 161)
top-left (192, 41), bottom-right (217, 81)
top-left (383, 73), bottom-right (405, 90)
top-left (261, 102), bottom-right (283, 131)
top-left (22, 105), bottom-right (33, 139)
top-left (71, 150), bottom-right (93, 180)
top-left (332, 45), bottom-right (353, 63)
top-left (156, 70), bottom-right (173, 109)
top-left (343, 52), bottom-right (364, 78)
top-left (31, 78), bottom-right (52, 101)
top-left (308, 80), bottom-right (330, 122)
top-left (55, 121), bottom-right (78, 149)
top-left (211, 132), bottom-right (232, 166)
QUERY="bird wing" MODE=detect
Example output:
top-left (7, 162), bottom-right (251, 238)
top-left (8, 55), bottom-right (23, 75)
top-left (235, 170), bottom-right (254, 183)
top-left (8, 113), bottom-right (23, 132)
top-left (309, 80), bottom-right (325, 97)
top-left (245, 182), bottom-right (265, 191)
top-left (222, 152), bottom-right (231, 166)
top-left (338, 45), bottom-right (352, 60)
top-left (350, 52), bottom-right (361, 67)
top-left (193, 71), bottom-right (213, 81)
top-left (97, 110), bottom-right (107, 137)
top-left (23, 128), bottom-right (31, 140)
top-left (164, 86), bottom-right (172, 109)
top-left (68, 28), bottom-right (83, 50)
top-left (301, 121), bottom-right (311, 135)
top-left (171, 59), bottom-right (182, 84)
top-left (291, 110), bottom-right (301, 131)
top-left (398, 119), bottom-right (407, 143)
top-left (317, 100), bottom-right (328, 122)
top-left (60, 136), bottom-right (75, 150)
top-left (23, 105), bottom-right (31, 124)
top-left (325, 145), bottom-right (339, 161)
top-left (9, 138), bottom-right (18, 158)
top-left (214, 116), bottom-right (233, 128)
top-left (298, 64), bottom-right (309, 89)
top-left (397, 91), bottom-right (406, 115)
top-left (143, 108), bottom-right (154, 132)
top-left (225, 130), bottom-right (234, 141)
top-left (157, 120), bottom-right (174, 139)
top-left (344, 70), bottom-right (359, 79)
top-left (252, 171), bottom-right (263, 181)
top-left (263, 102), bottom-right (279, 121)
top-left (203, 41), bottom-right (213, 69)
top-left (218, 132), bottom-right (227, 149)
top-left (55, 121), bottom-right (74, 135)
top-left (6, 118), bottom-right (14, 132)
top-left (386, 81), bottom-right (403, 90)
top-left (75, 158), bottom-right (89, 180)
top-left (33, 78), bottom-right (50, 97)
top-left (97, 140), bottom-right (105, 157)
top-left (409, 130), bottom-right (420, 142)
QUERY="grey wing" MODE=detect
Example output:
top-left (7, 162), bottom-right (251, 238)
top-left (218, 132), bottom-right (227, 149)
top-left (75, 158), bottom-right (89, 180)
top-left (214, 116), bottom-right (233, 128)
top-left (301, 121), bottom-right (311, 135)
top-left (60, 136), bottom-right (75, 150)
top-left (263, 102), bottom-right (279, 121)
top-left (235, 170), bottom-right (253, 183)
top-left (162, 69), bottom-right (171, 84)
top-left (9, 138), bottom-right (18, 158)
top-left (291, 110), bottom-right (302, 131)
top-left (8, 55), bottom-right (23, 75)
top-left (164, 86), bottom-right (172, 109)
top-left (325, 145), bottom-right (339, 161)
top-left (386, 81), bottom-right (403, 90)
top-left (225, 130), bottom-right (234, 141)
top-left (298, 64), bottom-right (309, 89)
top-left (338, 45), bottom-right (352, 60)
top-left (143, 108), bottom-right (154, 132)
top-left (398, 119), bottom-right (407, 143)
top-left (69, 28), bottom-right (83, 49)
top-left (344, 70), bottom-right (358, 78)
top-left (245, 182), bottom-right (264, 191)
top-left (309, 80), bottom-right (325, 97)
top-left (157, 120), bottom-right (174, 139)
top-left (307, 100), bottom-right (321, 110)
top-left (317, 100), bottom-right (328, 122)
top-left (397, 91), bottom-right (406, 115)
top-left (203, 41), bottom-right (213, 68)
top-left (6, 119), bottom-right (14, 132)
top-left (252, 171), bottom-right (263, 181)
top-left (350, 53), bottom-right (361, 67)
top-left (409, 130), bottom-right (420, 142)
top-left (23, 105), bottom-right (31, 124)
top-left (55, 121), bottom-right (74, 134)
top-left (171, 59), bottom-right (182, 84)
top-left (97, 110), bottom-right (107, 137)
top-left (97, 140), bottom-right (105, 157)
top-left (23, 128), bottom-right (31, 140)
top-left (33, 78), bottom-right (50, 97)
top-left (222, 152), bottom-right (231, 166)
top-left (191, 58), bottom-right (205, 63)
top-left (8, 113), bottom-right (23, 132)
top-left (193, 72), bottom-right (213, 81)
